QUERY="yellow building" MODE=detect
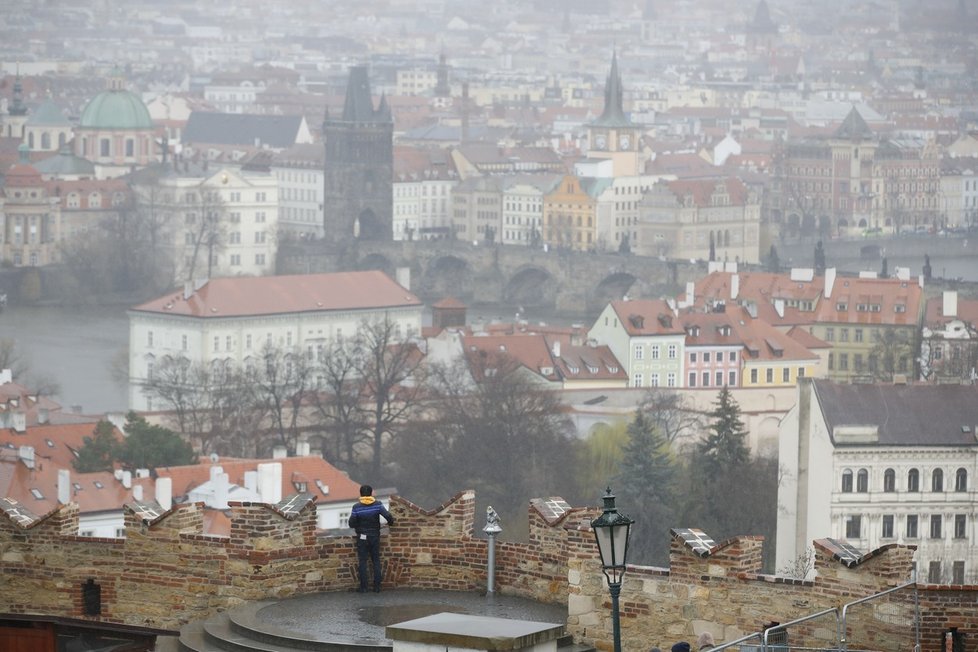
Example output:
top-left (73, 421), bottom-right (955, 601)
top-left (543, 175), bottom-right (605, 251)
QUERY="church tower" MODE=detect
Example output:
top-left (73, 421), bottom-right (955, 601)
top-left (4, 74), bottom-right (29, 139)
top-left (586, 53), bottom-right (641, 176)
top-left (323, 66), bottom-right (394, 244)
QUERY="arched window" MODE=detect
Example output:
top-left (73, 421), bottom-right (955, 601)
top-left (908, 469), bottom-right (920, 492)
top-left (955, 468), bottom-right (968, 492)
top-left (883, 468), bottom-right (896, 492)
top-left (932, 468), bottom-right (944, 492)
top-left (841, 469), bottom-right (853, 493)
top-left (58, 133), bottom-right (66, 148)
top-left (41, 133), bottom-right (50, 149)
top-left (100, 138), bottom-right (110, 157)
top-left (28, 132), bottom-right (34, 148)
top-left (856, 469), bottom-right (869, 493)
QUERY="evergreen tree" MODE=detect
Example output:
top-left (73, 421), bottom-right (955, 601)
top-left (697, 386), bottom-right (749, 477)
top-left (614, 411), bottom-right (677, 565)
top-left (73, 420), bottom-right (119, 473)
top-left (116, 412), bottom-right (197, 470)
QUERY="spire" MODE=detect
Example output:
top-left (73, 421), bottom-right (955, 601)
top-left (9, 70), bottom-right (27, 117)
top-left (749, 0), bottom-right (778, 34)
top-left (591, 51), bottom-right (631, 128)
top-left (834, 105), bottom-right (874, 141)
top-left (338, 65), bottom-right (391, 124)
top-left (435, 49), bottom-right (450, 98)
top-left (377, 93), bottom-right (391, 121)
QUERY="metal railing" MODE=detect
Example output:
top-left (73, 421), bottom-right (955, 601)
top-left (711, 576), bottom-right (918, 652)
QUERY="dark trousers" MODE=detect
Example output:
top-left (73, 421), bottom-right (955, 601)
top-left (356, 535), bottom-right (382, 590)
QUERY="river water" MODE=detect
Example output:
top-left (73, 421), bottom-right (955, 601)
top-left (0, 304), bottom-right (131, 414)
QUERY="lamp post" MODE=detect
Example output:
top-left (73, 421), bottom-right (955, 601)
top-left (484, 506), bottom-right (502, 594)
top-left (591, 488), bottom-right (633, 652)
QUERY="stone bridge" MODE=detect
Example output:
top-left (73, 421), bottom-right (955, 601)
top-left (279, 240), bottom-right (705, 313)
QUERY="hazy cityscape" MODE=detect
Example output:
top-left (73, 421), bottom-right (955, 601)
top-left (1, 1), bottom-right (977, 650)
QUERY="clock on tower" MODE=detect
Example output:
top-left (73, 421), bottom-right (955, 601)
top-left (619, 134), bottom-right (631, 150)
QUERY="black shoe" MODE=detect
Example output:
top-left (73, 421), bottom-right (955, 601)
top-left (357, 587), bottom-right (367, 593)
top-left (373, 587), bottom-right (381, 593)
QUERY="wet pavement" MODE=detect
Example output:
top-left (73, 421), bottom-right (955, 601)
top-left (246, 589), bottom-right (567, 645)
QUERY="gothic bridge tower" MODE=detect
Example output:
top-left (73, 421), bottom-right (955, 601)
top-left (323, 66), bottom-right (394, 244)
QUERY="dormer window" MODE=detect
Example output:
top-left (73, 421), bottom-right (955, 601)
top-left (894, 304), bottom-right (906, 313)
top-left (718, 325), bottom-right (731, 336)
top-left (294, 481), bottom-right (308, 492)
top-left (836, 302), bottom-right (848, 311)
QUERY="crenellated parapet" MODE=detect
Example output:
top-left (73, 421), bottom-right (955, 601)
top-left (0, 492), bottom-right (975, 652)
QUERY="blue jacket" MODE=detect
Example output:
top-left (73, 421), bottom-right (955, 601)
top-left (348, 496), bottom-right (394, 536)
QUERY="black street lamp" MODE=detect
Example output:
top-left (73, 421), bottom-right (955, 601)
top-left (591, 487), bottom-right (633, 652)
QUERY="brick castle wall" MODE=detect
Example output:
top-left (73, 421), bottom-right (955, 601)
top-left (0, 491), bottom-right (974, 651)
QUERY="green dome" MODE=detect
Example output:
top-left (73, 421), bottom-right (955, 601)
top-left (79, 89), bottom-right (154, 130)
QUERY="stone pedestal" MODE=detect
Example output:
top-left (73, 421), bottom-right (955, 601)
top-left (386, 612), bottom-right (563, 652)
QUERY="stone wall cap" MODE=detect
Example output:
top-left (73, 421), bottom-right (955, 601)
top-left (386, 612), bottom-right (564, 651)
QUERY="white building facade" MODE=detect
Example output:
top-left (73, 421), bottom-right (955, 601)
top-left (127, 271), bottom-right (424, 411)
top-left (778, 378), bottom-right (978, 583)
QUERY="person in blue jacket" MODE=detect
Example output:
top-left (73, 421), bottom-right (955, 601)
top-left (348, 484), bottom-right (395, 592)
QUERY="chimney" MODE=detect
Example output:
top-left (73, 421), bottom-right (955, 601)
top-left (258, 462), bottom-right (282, 503)
top-left (943, 291), bottom-right (958, 318)
top-left (244, 470), bottom-right (258, 494)
top-left (730, 274), bottom-right (740, 300)
top-left (0, 368), bottom-right (11, 384)
top-left (133, 485), bottom-right (143, 502)
top-left (213, 472), bottom-right (229, 510)
top-left (18, 445), bottom-right (34, 468)
top-left (396, 266), bottom-right (411, 290)
top-left (58, 469), bottom-right (71, 505)
top-left (296, 441), bottom-right (310, 457)
top-left (122, 471), bottom-right (132, 489)
top-left (686, 281), bottom-right (695, 305)
top-left (183, 281), bottom-right (194, 300)
top-left (38, 407), bottom-right (49, 424)
top-left (156, 477), bottom-right (172, 510)
top-left (272, 445), bottom-right (287, 459)
top-left (774, 298), bottom-right (785, 318)
top-left (552, 340), bottom-right (561, 358)
top-left (824, 268), bottom-right (836, 298)
top-left (12, 412), bottom-right (26, 433)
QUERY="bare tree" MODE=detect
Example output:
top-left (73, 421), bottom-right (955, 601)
top-left (182, 188), bottom-right (227, 282)
top-left (308, 340), bottom-right (368, 469)
top-left (392, 351), bottom-right (579, 535)
top-left (869, 328), bottom-right (915, 381)
top-left (639, 386), bottom-right (704, 447)
top-left (0, 338), bottom-right (30, 379)
top-left (142, 356), bottom-right (266, 456)
top-left (354, 317), bottom-right (426, 480)
top-left (252, 344), bottom-right (315, 456)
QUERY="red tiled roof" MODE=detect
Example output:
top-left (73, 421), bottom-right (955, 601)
top-left (131, 271), bottom-right (421, 318)
top-left (462, 334), bottom-right (559, 381)
top-left (664, 177), bottom-right (749, 207)
top-left (728, 307), bottom-right (819, 363)
top-left (609, 299), bottom-right (686, 336)
top-left (151, 456), bottom-right (361, 505)
top-left (815, 276), bottom-right (922, 326)
top-left (924, 295), bottom-right (978, 330)
top-left (1, 421), bottom-right (115, 470)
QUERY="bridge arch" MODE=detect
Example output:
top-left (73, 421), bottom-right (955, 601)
top-left (420, 255), bottom-right (472, 301)
top-left (591, 272), bottom-right (637, 311)
top-left (357, 252), bottom-right (395, 278)
top-left (504, 265), bottom-right (557, 310)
